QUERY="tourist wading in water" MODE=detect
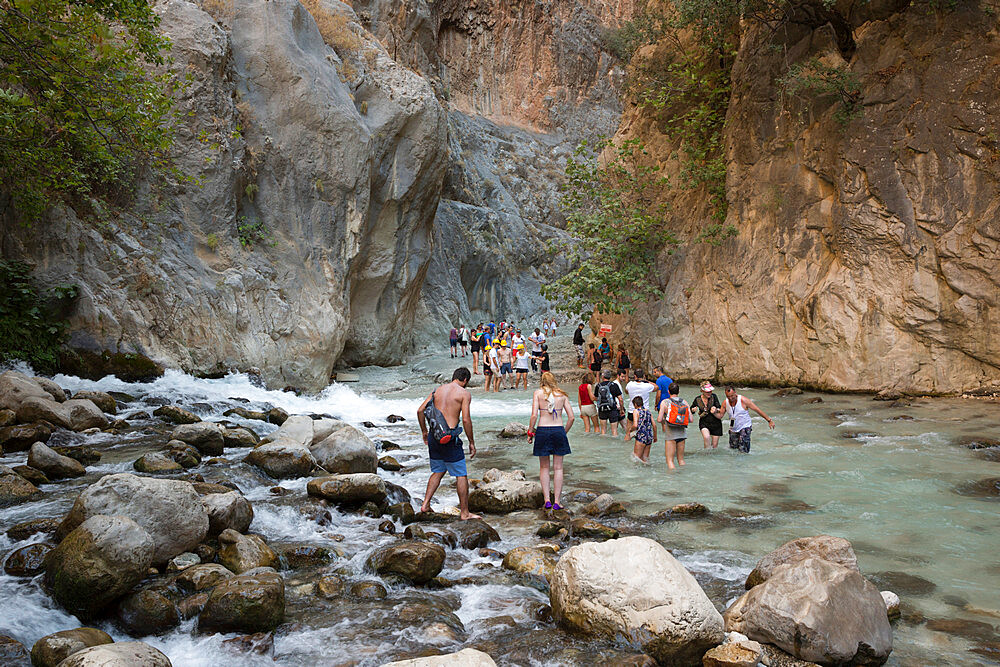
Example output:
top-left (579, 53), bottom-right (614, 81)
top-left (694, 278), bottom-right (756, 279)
top-left (528, 371), bottom-right (574, 510)
top-left (722, 385), bottom-right (775, 453)
top-left (626, 395), bottom-right (656, 463)
top-left (692, 381), bottom-right (724, 449)
top-left (658, 381), bottom-right (690, 469)
top-left (416, 368), bottom-right (480, 520)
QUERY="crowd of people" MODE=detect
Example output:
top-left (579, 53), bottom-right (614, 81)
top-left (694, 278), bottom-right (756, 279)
top-left (423, 321), bottom-right (777, 516)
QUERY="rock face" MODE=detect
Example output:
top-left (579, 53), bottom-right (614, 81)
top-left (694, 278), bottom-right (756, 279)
top-left (745, 535), bottom-right (858, 589)
top-left (724, 557), bottom-right (893, 665)
top-left (58, 473), bottom-right (209, 565)
top-left (44, 515), bottom-right (155, 618)
top-left (367, 541), bottom-right (445, 584)
top-left (549, 536), bottom-right (725, 665)
top-left (54, 642), bottom-right (172, 667)
top-left (30, 628), bottom-right (114, 667)
top-left (622, 4), bottom-right (1000, 395)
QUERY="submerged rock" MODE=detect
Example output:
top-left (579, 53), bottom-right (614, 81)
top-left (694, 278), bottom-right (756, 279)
top-left (498, 422), bottom-right (530, 438)
top-left (198, 569), bottom-right (285, 633)
top-left (30, 628), bottom-right (114, 667)
top-left (55, 641), bottom-right (172, 666)
top-left (6, 517), bottom-right (60, 541)
top-left (367, 541), bottom-right (445, 583)
top-left (550, 536), bottom-right (724, 664)
top-left (44, 515), bottom-right (154, 618)
top-left (0, 635), bottom-right (29, 666)
top-left (57, 473), bottom-right (209, 565)
top-left (745, 535), bottom-right (858, 589)
top-left (350, 580), bottom-right (388, 599)
top-left (4, 542), bottom-right (51, 576)
top-left (724, 557), bottom-right (892, 665)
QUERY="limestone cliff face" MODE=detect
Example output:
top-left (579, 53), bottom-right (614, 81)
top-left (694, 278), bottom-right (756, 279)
top-left (2, 0), bottom-right (447, 389)
top-left (622, 2), bottom-right (1000, 394)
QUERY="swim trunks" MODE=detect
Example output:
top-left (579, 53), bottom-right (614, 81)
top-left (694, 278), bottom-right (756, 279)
top-left (429, 457), bottom-right (467, 477)
top-left (729, 426), bottom-right (752, 453)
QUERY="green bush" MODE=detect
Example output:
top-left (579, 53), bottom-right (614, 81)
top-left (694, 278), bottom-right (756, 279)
top-left (0, 261), bottom-right (77, 372)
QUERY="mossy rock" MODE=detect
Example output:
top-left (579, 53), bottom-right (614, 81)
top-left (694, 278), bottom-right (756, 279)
top-left (58, 348), bottom-right (164, 383)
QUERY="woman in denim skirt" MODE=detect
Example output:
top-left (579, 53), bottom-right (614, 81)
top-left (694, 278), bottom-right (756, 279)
top-left (528, 371), bottom-right (575, 510)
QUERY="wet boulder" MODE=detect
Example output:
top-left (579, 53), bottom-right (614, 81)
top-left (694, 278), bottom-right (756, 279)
top-left (62, 399), bottom-right (109, 431)
top-left (53, 445), bottom-right (100, 465)
top-left (310, 421), bottom-right (378, 474)
top-left (570, 518), bottom-right (619, 540)
top-left (469, 469), bottom-right (543, 513)
top-left (280, 545), bottom-right (332, 568)
top-left (0, 422), bottom-right (52, 453)
top-left (202, 491), bottom-right (254, 534)
top-left (260, 414), bottom-right (313, 446)
top-left (245, 443), bottom-right (316, 479)
top-left (306, 473), bottom-right (387, 505)
top-left (33, 377), bottom-right (66, 403)
top-left (223, 406), bottom-right (268, 421)
top-left (498, 422), bottom-right (529, 438)
top-left (218, 529), bottom-right (278, 574)
top-left (0, 464), bottom-right (39, 506)
top-left (0, 409), bottom-right (13, 427)
top-left (0, 635), bottom-right (28, 666)
top-left (367, 541), bottom-right (445, 583)
top-left (745, 535), bottom-right (858, 589)
top-left (166, 441), bottom-right (201, 468)
top-left (4, 542), bottom-right (51, 576)
top-left (116, 588), bottom-right (181, 636)
top-left (13, 464), bottom-right (49, 486)
top-left (28, 442), bottom-right (86, 479)
top-left (723, 557), bottom-right (892, 665)
top-left (133, 452), bottom-right (183, 474)
top-left (55, 641), bottom-right (172, 666)
top-left (582, 493), bottom-right (627, 517)
top-left (222, 426), bottom-right (259, 449)
top-left (0, 370), bottom-right (52, 411)
top-left (198, 569), bottom-right (285, 633)
top-left (71, 390), bottom-right (117, 414)
top-left (449, 519), bottom-right (501, 549)
top-left (881, 591), bottom-right (900, 620)
top-left (702, 640), bottom-right (763, 667)
top-left (173, 563), bottom-right (233, 593)
top-left (550, 536), bottom-right (725, 665)
top-left (171, 422), bottom-right (225, 456)
top-left (16, 396), bottom-right (72, 429)
top-left (153, 405), bottom-right (200, 424)
top-left (57, 473), bottom-right (209, 565)
top-left (350, 580), bottom-right (387, 599)
top-left (30, 628), bottom-right (114, 667)
top-left (378, 455), bottom-right (403, 472)
top-left (380, 648), bottom-right (498, 666)
top-left (44, 515), bottom-right (154, 618)
top-left (167, 552), bottom-right (200, 571)
top-left (502, 547), bottom-right (556, 586)
top-left (6, 517), bottom-right (60, 541)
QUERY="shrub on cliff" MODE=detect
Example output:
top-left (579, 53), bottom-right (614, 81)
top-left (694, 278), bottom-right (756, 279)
top-left (0, 261), bottom-right (76, 372)
top-left (0, 0), bottom-right (180, 220)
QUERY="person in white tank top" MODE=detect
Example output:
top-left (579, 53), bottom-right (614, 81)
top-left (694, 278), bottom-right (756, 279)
top-left (722, 386), bottom-right (775, 453)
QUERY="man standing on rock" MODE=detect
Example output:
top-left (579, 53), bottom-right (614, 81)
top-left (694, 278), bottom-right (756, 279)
top-left (417, 368), bottom-right (480, 520)
top-left (722, 385), bottom-right (775, 453)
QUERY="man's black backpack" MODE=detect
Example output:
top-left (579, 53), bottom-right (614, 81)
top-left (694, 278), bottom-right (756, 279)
top-left (423, 390), bottom-right (453, 444)
top-left (596, 382), bottom-right (615, 410)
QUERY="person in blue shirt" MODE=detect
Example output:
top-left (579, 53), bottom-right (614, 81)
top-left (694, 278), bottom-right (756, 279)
top-left (653, 366), bottom-right (673, 410)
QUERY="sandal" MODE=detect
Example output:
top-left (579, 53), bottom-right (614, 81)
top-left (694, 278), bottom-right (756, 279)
top-left (552, 502), bottom-right (563, 511)
top-left (543, 501), bottom-right (553, 510)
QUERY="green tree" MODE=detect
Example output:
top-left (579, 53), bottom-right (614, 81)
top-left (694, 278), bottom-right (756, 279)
top-left (0, 0), bottom-right (179, 219)
top-left (543, 138), bottom-right (677, 318)
top-left (0, 261), bottom-right (76, 371)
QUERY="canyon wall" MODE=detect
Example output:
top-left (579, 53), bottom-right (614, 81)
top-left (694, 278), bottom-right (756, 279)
top-left (620, 1), bottom-right (1000, 395)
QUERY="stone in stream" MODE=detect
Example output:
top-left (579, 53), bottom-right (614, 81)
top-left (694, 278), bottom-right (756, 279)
top-left (924, 618), bottom-right (1000, 642)
top-left (245, 442), bottom-right (316, 479)
top-left (52, 445), bottom-right (101, 465)
top-left (4, 542), bottom-right (51, 576)
top-left (386, 414), bottom-right (405, 423)
top-left (350, 581), bottom-right (388, 599)
top-left (221, 631), bottom-right (274, 656)
top-left (0, 370), bottom-right (52, 410)
top-left (174, 563), bottom-right (233, 592)
top-left (380, 648), bottom-right (498, 666)
top-left (202, 490), bottom-right (254, 534)
top-left (0, 464), bottom-right (39, 506)
top-left (54, 641), bottom-right (172, 666)
top-left (468, 469), bottom-right (543, 514)
top-left (70, 389), bottom-right (117, 413)
top-left (536, 521), bottom-right (562, 538)
top-left (867, 570), bottom-right (936, 596)
top-left (498, 422), bottom-right (530, 438)
top-left (389, 502), bottom-right (416, 525)
top-left (582, 493), bottom-right (627, 517)
top-left (570, 518), bottom-right (619, 540)
top-left (218, 529), bottom-right (278, 574)
top-left (0, 409), bottom-right (13, 427)
top-left (367, 541), bottom-right (445, 583)
top-left (13, 465), bottom-right (49, 486)
top-left (153, 405), bottom-right (201, 424)
top-left (0, 421), bottom-right (52, 453)
top-left (550, 537), bottom-right (725, 665)
top-left (316, 574), bottom-right (345, 598)
top-left (0, 635), bottom-right (29, 666)
top-left (133, 452), bottom-right (183, 474)
top-left (306, 473), bottom-right (387, 505)
top-left (171, 421), bottom-right (225, 456)
top-left (702, 640), bottom-right (763, 667)
top-left (16, 396), bottom-right (72, 429)
top-left (881, 591), bottom-right (901, 619)
top-left (167, 552), bottom-right (201, 571)
top-left (223, 406), bottom-right (268, 421)
top-left (6, 517), bottom-right (60, 541)
top-left (57, 473), bottom-right (209, 565)
top-left (772, 387), bottom-right (803, 396)
top-left (280, 545), bottom-right (332, 568)
top-left (724, 557), bottom-right (892, 665)
top-left (267, 407), bottom-right (289, 425)
top-left (309, 421), bottom-right (378, 474)
top-left (745, 535), bottom-right (858, 589)
top-left (502, 547), bottom-right (556, 586)
top-left (63, 399), bottom-right (110, 431)
top-left (378, 455), bottom-right (403, 471)
top-left (378, 520), bottom-right (396, 534)
top-left (448, 519), bottom-right (501, 549)
top-left (30, 628), bottom-right (114, 667)
top-left (116, 588), bottom-right (181, 636)
top-left (198, 568), bottom-right (285, 633)
top-left (44, 515), bottom-right (155, 618)
top-left (953, 477), bottom-right (1000, 498)
top-left (223, 426), bottom-right (259, 448)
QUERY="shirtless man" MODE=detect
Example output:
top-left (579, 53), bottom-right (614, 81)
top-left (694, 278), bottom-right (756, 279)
top-left (416, 368), bottom-right (479, 519)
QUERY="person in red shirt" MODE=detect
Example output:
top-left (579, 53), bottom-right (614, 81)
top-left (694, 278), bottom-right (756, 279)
top-left (577, 372), bottom-right (598, 433)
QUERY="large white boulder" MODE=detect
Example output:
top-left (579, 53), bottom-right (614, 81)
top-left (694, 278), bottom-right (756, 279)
top-left (550, 536), bottom-right (725, 664)
top-left (57, 473), bottom-right (208, 565)
top-left (310, 421), bottom-right (377, 474)
top-left (724, 557), bottom-right (893, 665)
top-left (745, 535), bottom-right (858, 589)
top-left (54, 641), bottom-right (171, 666)
top-left (380, 649), bottom-right (497, 666)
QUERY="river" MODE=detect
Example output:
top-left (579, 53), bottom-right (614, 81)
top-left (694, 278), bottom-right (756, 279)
top-left (0, 336), bottom-right (997, 665)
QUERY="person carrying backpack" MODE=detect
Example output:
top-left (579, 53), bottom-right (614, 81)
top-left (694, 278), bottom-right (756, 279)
top-left (626, 396), bottom-right (656, 463)
top-left (595, 369), bottom-right (624, 436)
top-left (657, 381), bottom-right (690, 470)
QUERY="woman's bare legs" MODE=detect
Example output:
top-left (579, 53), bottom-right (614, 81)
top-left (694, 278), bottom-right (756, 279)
top-left (552, 456), bottom-right (564, 506)
top-left (701, 427), bottom-right (712, 449)
top-left (538, 456), bottom-right (550, 504)
top-left (582, 411), bottom-right (591, 433)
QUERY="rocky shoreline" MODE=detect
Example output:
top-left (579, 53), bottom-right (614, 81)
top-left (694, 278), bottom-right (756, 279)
top-left (2, 367), bottom-right (997, 665)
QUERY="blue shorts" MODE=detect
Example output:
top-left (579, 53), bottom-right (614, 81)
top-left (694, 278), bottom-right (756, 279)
top-left (429, 457), bottom-right (468, 477)
top-left (500, 363), bottom-right (512, 374)
top-left (533, 426), bottom-right (571, 457)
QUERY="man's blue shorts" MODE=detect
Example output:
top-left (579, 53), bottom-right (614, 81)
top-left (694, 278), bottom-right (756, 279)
top-left (429, 457), bottom-right (467, 477)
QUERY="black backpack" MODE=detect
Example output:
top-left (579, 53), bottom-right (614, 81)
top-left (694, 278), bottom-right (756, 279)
top-left (596, 382), bottom-right (615, 410)
top-left (422, 390), bottom-right (453, 444)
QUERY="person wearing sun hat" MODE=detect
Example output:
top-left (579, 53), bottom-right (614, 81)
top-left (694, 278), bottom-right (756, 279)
top-left (483, 344), bottom-right (497, 392)
top-left (691, 380), bottom-right (723, 449)
top-left (513, 342), bottom-right (530, 390)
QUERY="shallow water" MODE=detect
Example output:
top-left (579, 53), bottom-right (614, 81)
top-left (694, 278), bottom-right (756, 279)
top-left (1, 343), bottom-right (998, 665)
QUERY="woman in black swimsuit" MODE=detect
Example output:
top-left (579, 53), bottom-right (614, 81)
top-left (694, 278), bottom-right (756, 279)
top-left (691, 380), bottom-right (723, 449)
top-left (470, 326), bottom-right (483, 374)
top-left (589, 343), bottom-right (602, 372)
